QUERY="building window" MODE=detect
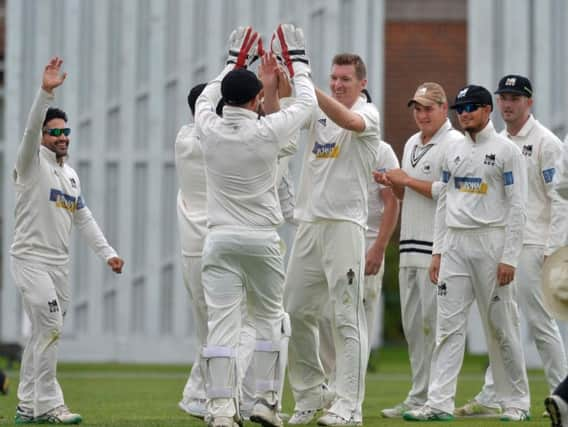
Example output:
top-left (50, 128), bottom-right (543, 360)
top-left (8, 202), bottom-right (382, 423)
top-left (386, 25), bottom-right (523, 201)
top-left (131, 278), bottom-right (146, 333)
top-left (79, 1), bottom-right (94, 113)
top-left (136, 0), bottom-right (151, 87)
top-left (161, 163), bottom-right (176, 256)
top-left (132, 163), bottom-right (148, 272)
top-left (107, 0), bottom-right (123, 101)
top-left (135, 95), bottom-right (149, 150)
top-left (160, 265), bottom-right (174, 335)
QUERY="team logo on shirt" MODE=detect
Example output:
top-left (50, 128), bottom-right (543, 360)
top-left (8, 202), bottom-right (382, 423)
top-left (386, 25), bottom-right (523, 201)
top-left (453, 155), bottom-right (461, 164)
top-left (483, 153), bottom-right (496, 166)
top-left (438, 282), bottom-right (447, 296)
top-left (70, 178), bottom-right (77, 188)
top-left (421, 162), bottom-right (432, 174)
top-left (522, 145), bottom-right (533, 156)
top-left (317, 118), bottom-right (327, 127)
top-left (454, 177), bottom-right (488, 194)
top-left (48, 299), bottom-right (59, 313)
top-left (49, 189), bottom-right (85, 212)
top-left (312, 141), bottom-right (340, 158)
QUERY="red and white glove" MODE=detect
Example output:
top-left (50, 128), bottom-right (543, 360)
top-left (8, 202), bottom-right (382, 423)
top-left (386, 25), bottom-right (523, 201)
top-left (226, 26), bottom-right (260, 69)
top-left (270, 24), bottom-right (310, 78)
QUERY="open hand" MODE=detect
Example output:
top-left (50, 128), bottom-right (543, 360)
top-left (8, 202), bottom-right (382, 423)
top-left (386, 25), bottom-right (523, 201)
top-left (42, 57), bottom-right (67, 93)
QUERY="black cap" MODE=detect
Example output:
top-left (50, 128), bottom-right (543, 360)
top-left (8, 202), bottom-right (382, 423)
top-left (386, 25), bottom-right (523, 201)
top-left (221, 69), bottom-right (263, 106)
top-left (187, 83), bottom-right (207, 116)
top-left (494, 74), bottom-right (533, 98)
top-left (450, 85), bottom-right (493, 110)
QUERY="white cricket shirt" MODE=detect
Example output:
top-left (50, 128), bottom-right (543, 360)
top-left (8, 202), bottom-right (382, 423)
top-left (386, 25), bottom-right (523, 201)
top-left (501, 115), bottom-right (567, 255)
top-left (174, 124), bottom-right (208, 256)
top-left (10, 89), bottom-right (117, 265)
top-left (195, 65), bottom-right (316, 230)
top-left (366, 140), bottom-right (399, 241)
top-left (433, 120), bottom-right (527, 267)
top-left (294, 95), bottom-right (381, 228)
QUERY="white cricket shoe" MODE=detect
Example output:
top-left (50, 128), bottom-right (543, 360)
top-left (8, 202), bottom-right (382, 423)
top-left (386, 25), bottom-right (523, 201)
top-left (454, 399), bottom-right (502, 417)
top-left (381, 402), bottom-right (419, 418)
top-left (178, 397), bottom-right (207, 419)
top-left (249, 400), bottom-right (283, 427)
top-left (288, 384), bottom-right (335, 425)
top-left (403, 405), bottom-right (454, 421)
top-left (500, 407), bottom-right (530, 421)
top-left (317, 412), bottom-right (362, 426)
top-left (289, 409), bottom-right (317, 425)
top-left (35, 405), bottom-right (82, 424)
top-left (545, 395), bottom-right (568, 427)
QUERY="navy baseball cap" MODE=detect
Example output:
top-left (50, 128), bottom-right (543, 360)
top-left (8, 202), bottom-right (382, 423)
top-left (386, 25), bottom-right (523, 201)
top-left (494, 74), bottom-right (533, 98)
top-left (221, 69), bottom-right (262, 106)
top-left (450, 85), bottom-right (493, 111)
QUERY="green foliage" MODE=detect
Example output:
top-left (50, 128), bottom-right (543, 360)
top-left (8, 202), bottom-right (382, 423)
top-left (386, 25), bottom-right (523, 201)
top-left (382, 242), bottom-right (404, 344)
top-left (0, 348), bottom-right (550, 426)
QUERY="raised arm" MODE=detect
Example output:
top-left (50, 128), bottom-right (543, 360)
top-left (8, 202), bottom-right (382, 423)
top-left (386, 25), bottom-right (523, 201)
top-left (315, 87), bottom-right (365, 132)
top-left (16, 57), bottom-right (67, 181)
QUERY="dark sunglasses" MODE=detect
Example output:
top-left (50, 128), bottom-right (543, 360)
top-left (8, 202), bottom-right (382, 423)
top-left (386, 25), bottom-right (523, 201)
top-left (455, 104), bottom-right (483, 114)
top-left (44, 127), bottom-right (71, 137)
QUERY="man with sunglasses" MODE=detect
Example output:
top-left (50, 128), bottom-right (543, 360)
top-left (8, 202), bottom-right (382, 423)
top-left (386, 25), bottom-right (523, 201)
top-left (456, 75), bottom-right (568, 419)
top-left (404, 85), bottom-right (530, 421)
top-left (10, 57), bottom-right (124, 425)
top-left (375, 82), bottom-right (463, 419)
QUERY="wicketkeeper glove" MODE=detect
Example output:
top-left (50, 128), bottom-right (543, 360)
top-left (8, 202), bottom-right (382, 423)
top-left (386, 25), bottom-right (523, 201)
top-left (270, 24), bottom-right (310, 78)
top-left (226, 26), bottom-right (260, 69)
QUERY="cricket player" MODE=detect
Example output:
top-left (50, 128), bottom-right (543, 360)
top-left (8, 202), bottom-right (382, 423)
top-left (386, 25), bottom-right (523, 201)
top-left (376, 82), bottom-right (463, 418)
top-left (403, 84), bottom-right (530, 422)
top-left (544, 141), bottom-right (568, 426)
top-left (284, 53), bottom-right (380, 426)
top-left (194, 25), bottom-right (316, 427)
top-left (175, 83), bottom-right (209, 419)
top-left (456, 75), bottom-right (568, 418)
top-left (11, 57), bottom-right (124, 424)
top-left (318, 137), bottom-right (400, 391)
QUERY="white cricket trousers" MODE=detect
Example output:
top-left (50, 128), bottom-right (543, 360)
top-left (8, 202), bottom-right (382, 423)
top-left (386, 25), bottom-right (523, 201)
top-left (319, 239), bottom-right (385, 382)
top-left (179, 256), bottom-right (264, 412)
top-left (399, 266), bottom-right (437, 407)
top-left (474, 244), bottom-right (568, 406)
top-left (284, 221), bottom-right (368, 422)
top-left (180, 255), bottom-right (207, 401)
top-left (11, 257), bottom-right (70, 416)
top-left (427, 228), bottom-right (530, 414)
top-left (201, 228), bottom-right (287, 418)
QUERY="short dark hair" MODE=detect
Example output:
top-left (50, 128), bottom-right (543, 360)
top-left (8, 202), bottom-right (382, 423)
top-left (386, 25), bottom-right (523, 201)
top-left (188, 83), bottom-right (207, 117)
top-left (332, 53), bottom-right (367, 80)
top-left (43, 108), bottom-right (67, 127)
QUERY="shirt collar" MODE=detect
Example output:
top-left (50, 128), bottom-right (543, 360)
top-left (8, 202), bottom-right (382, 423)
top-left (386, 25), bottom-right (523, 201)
top-left (465, 119), bottom-right (495, 144)
top-left (40, 145), bottom-right (67, 165)
top-left (423, 119), bottom-right (453, 146)
top-left (222, 105), bottom-right (260, 122)
top-left (508, 114), bottom-right (535, 138)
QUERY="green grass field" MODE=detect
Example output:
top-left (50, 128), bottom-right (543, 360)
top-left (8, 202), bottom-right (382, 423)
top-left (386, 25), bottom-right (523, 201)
top-left (0, 347), bottom-right (551, 426)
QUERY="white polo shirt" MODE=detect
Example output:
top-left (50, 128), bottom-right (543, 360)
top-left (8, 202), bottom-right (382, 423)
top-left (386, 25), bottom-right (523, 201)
top-left (399, 119), bottom-right (463, 268)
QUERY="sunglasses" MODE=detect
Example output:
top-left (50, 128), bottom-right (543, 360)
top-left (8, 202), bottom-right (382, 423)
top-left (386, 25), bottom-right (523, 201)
top-left (455, 104), bottom-right (483, 114)
top-left (44, 127), bottom-right (71, 137)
